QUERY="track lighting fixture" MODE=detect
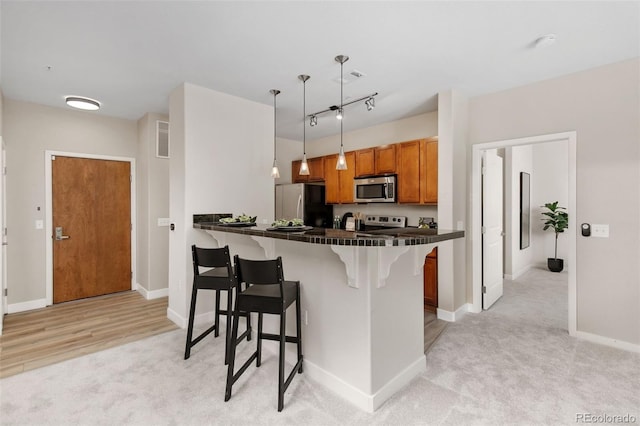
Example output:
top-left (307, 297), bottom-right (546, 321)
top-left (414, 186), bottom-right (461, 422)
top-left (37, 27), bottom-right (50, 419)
top-left (307, 92), bottom-right (378, 124)
top-left (270, 89), bottom-right (281, 178)
top-left (365, 97), bottom-right (375, 111)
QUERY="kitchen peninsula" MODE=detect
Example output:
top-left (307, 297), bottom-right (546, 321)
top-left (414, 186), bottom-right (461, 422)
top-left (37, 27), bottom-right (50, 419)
top-left (194, 221), bottom-right (464, 412)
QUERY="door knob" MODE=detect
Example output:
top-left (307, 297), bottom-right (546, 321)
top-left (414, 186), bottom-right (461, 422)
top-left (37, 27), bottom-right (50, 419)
top-left (55, 226), bottom-right (70, 241)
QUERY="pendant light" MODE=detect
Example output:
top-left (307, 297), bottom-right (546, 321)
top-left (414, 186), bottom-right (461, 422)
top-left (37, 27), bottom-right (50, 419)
top-left (298, 75), bottom-right (310, 176)
top-left (270, 89), bottom-right (281, 178)
top-left (335, 55), bottom-right (349, 170)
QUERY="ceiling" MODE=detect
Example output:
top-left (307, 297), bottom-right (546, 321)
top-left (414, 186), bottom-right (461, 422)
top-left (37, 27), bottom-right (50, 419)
top-left (1, 1), bottom-right (639, 141)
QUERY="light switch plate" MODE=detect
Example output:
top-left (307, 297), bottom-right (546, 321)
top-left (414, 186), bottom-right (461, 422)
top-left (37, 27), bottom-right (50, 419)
top-left (157, 218), bottom-right (171, 227)
top-left (591, 224), bottom-right (609, 238)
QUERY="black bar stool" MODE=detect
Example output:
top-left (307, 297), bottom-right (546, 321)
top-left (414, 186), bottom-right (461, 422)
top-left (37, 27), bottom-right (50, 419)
top-left (184, 245), bottom-right (251, 363)
top-left (225, 255), bottom-right (303, 412)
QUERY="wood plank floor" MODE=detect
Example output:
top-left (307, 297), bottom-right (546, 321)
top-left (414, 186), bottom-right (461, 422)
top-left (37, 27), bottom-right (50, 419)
top-left (0, 291), bottom-right (177, 379)
top-left (424, 310), bottom-right (448, 353)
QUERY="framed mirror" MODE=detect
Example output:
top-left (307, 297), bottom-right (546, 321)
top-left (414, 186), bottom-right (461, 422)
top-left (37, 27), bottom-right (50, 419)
top-left (520, 172), bottom-right (530, 249)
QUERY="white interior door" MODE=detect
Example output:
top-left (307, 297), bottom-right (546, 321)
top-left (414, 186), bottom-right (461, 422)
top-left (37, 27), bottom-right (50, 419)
top-left (482, 149), bottom-right (504, 309)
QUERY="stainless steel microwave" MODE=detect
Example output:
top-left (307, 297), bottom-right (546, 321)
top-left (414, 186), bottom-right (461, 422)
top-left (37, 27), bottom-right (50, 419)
top-left (353, 175), bottom-right (396, 203)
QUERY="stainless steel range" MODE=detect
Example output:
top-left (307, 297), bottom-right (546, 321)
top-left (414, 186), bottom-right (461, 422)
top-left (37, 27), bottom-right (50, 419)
top-left (362, 215), bottom-right (407, 231)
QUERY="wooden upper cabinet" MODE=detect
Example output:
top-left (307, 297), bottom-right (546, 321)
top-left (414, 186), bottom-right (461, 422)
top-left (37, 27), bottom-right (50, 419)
top-left (291, 160), bottom-right (308, 183)
top-left (324, 152), bottom-right (355, 204)
top-left (324, 155), bottom-right (340, 204)
top-left (375, 145), bottom-right (397, 175)
top-left (396, 138), bottom-right (438, 204)
top-left (420, 138), bottom-right (438, 204)
top-left (355, 148), bottom-right (375, 177)
top-left (338, 152), bottom-right (356, 204)
top-left (397, 140), bottom-right (421, 203)
top-left (307, 157), bottom-right (325, 182)
top-left (292, 157), bottom-right (324, 183)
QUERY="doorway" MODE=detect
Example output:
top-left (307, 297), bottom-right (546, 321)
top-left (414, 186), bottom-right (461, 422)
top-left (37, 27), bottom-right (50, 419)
top-left (471, 132), bottom-right (577, 336)
top-left (45, 152), bottom-right (137, 305)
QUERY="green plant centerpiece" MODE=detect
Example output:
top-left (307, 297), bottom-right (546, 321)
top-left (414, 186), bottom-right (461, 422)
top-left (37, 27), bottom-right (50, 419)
top-left (541, 201), bottom-right (568, 272)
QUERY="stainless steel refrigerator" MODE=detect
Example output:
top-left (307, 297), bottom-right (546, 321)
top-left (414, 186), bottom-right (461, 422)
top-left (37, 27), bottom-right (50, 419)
top-left (275, 183), bottom-right (333, 228)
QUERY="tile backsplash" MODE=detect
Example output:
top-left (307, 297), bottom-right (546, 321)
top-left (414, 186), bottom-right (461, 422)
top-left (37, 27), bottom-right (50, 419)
top-left (332, 204), bottom-right (437, 228)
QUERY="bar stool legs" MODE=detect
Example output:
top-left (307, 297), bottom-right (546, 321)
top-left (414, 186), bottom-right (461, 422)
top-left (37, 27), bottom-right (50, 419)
top-left (224, 281), bottom-right (303, 412)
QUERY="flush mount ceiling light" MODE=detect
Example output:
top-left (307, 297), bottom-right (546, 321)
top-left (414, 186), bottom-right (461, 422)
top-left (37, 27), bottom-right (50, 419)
top-left (535, 33), bottom-right (557, 49)
top-left (65, 96), bottom-right (100, 111)
top-left (270, 89), bottom-right (281, 179)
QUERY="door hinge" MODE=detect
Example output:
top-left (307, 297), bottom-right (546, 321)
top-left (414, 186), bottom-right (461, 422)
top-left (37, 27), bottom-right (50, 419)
top-left (481, 226), bottom-right (486, 234)
top-left (3, 227), bottom-right (6, 236)
top-left (131, 271), bottom-right (133, 279)
top-left (130, 175), bottom-right (132, 182)
top-left (483, 286), bottom-right (487, 294)
top-left (481, 166), bottom-right (486, 175)
top-left (4, 288), bottom-right (7, 297)
top-left (3, 166), bottom-right (6, 175)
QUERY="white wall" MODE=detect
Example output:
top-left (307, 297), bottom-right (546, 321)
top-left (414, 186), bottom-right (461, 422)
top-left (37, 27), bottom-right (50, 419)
top-left (469, 58), bottom-right (640, 345)
top-left (168, 83), bottom-right (274, 325)
top-left (504, 145), bottom-right (533, 279)
top-left (531, 141), bottom-right (569, 266)
top-left (438, 90), bottom-right (469, 312)
top-left (137, 113), bottom-right (170, 294)
top-left (3, 99), bottom-right (137, 305)
top-left (277, 111), bottom-right (439, 227)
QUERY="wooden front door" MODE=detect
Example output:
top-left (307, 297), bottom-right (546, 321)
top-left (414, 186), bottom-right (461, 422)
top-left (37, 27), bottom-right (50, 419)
top-left (52, 156), bottom-right (131, 303)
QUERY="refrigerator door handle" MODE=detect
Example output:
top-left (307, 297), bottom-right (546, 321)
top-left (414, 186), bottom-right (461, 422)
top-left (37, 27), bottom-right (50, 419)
top-left (297, 194), bottom-right (302, 219)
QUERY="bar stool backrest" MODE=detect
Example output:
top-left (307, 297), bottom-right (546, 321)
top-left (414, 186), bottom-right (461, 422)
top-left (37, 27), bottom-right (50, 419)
top-left (234, 255), bottom-right (285, 296)
top-left (192, 245), bottom-right (234, 278)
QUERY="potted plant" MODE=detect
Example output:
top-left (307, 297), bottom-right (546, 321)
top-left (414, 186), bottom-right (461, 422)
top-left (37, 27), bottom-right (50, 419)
top-left (541, 201), bottom-right (569, 272)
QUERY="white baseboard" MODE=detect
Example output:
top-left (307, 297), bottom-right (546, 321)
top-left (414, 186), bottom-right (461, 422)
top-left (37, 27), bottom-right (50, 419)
top-left (576, 331), bottom-right (640, 354)
top-left (504, 264), bottom-right (532, 281)
top-left (165, 308), bottom-right (219, 330)
top-left (167, 307), bottom-right (185, 328)
top-left (135, 283), bottom-right (169, 300)
top-left (437, 303), bottom-right (472, 322)
top-left (260, 339), bottom-right (426, 413)
top-left (8, 298), bottom-right (47, 314)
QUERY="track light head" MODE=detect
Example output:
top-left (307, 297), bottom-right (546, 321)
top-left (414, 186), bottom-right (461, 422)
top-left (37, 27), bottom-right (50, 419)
top-left (365, 97), bottom-right (375, 111)
top-left (336, 108), bottom-right (343, 120)
top-left (310, 115), bottom-right (317, 127)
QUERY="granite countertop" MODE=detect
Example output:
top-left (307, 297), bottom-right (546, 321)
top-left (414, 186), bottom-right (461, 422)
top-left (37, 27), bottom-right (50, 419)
top-left (193, 222), bottom-right (464, 247)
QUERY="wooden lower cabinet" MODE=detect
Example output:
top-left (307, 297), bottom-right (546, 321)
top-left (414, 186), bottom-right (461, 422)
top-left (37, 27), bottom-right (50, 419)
top-left (423, 247), bottom-right (438, 311)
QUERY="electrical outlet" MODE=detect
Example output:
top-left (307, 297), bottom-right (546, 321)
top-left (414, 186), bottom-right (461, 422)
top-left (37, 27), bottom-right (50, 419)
top-left (157, 218), bottom-right (171, 227)
top-left (591, 224), bottom-right (609, 238)
top-left (304, 310), bottom-right (308, 325)
top-left (35, 220), bottom-right (44, 230)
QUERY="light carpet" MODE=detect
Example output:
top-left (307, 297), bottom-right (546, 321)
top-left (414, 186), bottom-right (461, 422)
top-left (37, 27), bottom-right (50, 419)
top-left (1, 267), bottom-right (638, 425)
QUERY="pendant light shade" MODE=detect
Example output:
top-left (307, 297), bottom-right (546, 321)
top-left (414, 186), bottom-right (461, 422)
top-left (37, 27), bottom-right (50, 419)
top-left (270, 89), bottom-right (281, 179)
top-left (335, 55), bottom-right (349, 170)
top-left (298, 75), bottom-right (310, 176)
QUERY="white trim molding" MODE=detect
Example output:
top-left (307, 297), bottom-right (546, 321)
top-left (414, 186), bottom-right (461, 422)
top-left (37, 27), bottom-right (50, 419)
top-left (471, 131), bottom-right (577, 336)
top-left (44, 151), bottom-right (137, 306)
top-left (576, 331), bottom-right (640, 354)
top-left (437, 303), bottom-right (472, 322)
top-left (135, 284), bottom-right (169, 300)
top-left (8, 298), bottom-right (47, 314)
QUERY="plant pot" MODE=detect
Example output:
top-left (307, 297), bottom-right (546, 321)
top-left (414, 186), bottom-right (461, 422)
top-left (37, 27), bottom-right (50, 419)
top-left (547, 258), bottom-right (564, 273)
